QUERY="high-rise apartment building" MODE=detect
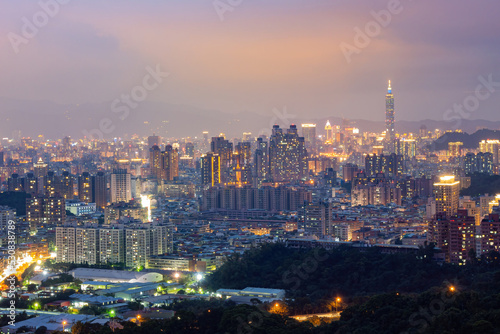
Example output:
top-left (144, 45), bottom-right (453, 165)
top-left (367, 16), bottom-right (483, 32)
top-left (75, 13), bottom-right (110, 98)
top-left (254, 138), bottom-right (269, 185)
top-left (26, 196), bottom-right (66, 231)
top-left (269, 125), bottom-right (307, 182)
top-left (110, 169), bottom-right (131, 203)
top-left (56, 223), bottom-right (173, 267)
top-left (93, 172), bottom-right (107, 209)
top-left (163, 144), bottom-right (179, 181)
top-left (448, 142), bottom-right (463, 157)
top-left (201, 152), bottom-right (221, 187)
top-left (149, 145), bottom-right (162, 180)
top-left (464, 152), bottom-right (493, 175)
top-left (211, 136), bottom-right (233, 169)
top-left (365, 154), bottom-right (404, 177)
top-left (427, 210), bottom-right (476, 264)
top-left (78, 172), bottom-right (93, 203)
top-left (396, 139), bottom-right (416, 159)
top-left (150, 145), bottom-right (179, 181)
top-left (58, 171), bottom-right (74, 200)
top-left (0, 206), bottom-right (16, 234)
top-left (479, 139), bottom-right (500, 164)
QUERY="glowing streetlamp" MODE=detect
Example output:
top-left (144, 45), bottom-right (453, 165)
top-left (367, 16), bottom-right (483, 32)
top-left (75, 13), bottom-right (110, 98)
top-left (62, 320), bottom-right (67, 332)
top-left (335, 297), bottom-right (341, 312)
top-left (137, 314), bottom-right (141, 327)
top-left (449, 286), bottom-right (455, 292)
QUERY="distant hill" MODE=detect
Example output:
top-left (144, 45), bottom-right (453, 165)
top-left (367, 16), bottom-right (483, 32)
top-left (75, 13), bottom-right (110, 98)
top-left (431, 129), bottom-right (500, 151)
top-left (1, 96), bottom-right (499, 140)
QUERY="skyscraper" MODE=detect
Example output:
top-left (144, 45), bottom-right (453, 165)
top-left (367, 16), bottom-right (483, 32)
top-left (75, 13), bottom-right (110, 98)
top-left (385, 80), bottom-right (395, 145)
top-left (301, 124), bottom-right (317, 154)
top-left (434, 175), bottom-right (460, 217)
top-left (325, 121), bottom-right (333, 143)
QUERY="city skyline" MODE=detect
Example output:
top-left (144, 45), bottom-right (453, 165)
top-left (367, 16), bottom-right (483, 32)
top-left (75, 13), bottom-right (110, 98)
top-left (2, 2), bottom-right (500, 332)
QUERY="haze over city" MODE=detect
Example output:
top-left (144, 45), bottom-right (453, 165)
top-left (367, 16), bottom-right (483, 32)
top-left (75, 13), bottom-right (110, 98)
top-left (1, 0), bottom-right (500, 139)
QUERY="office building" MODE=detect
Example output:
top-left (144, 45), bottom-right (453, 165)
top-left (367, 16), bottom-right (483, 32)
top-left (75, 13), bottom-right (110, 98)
top-left (301, 124), bottom-right (317, 153)
top-left (433, 175), bottom-right (460, 217)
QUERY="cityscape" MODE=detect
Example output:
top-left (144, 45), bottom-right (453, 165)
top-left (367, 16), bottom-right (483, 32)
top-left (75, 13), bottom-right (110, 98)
top-left (1, 1), bottom-right (500, 334)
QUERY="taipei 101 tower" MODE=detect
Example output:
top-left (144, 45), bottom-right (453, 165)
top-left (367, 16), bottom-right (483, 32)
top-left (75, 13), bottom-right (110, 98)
top-left (385, 80), bottom-right (395, 149)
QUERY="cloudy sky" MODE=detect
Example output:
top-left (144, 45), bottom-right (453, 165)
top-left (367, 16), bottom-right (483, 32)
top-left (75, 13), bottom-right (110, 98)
top-left (1, 0), bottom-right (500, 127)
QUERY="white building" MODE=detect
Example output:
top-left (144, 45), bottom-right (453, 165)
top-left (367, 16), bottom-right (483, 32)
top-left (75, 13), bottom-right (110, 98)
top-left (66, 201), bottom-right (97, 216)
top-left (69, 268), bottom-right (163, 283)
top-left (110, 169), bottom-right (131, 203)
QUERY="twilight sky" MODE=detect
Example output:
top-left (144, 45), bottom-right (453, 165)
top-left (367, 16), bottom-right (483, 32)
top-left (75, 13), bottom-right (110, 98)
top-left (1, 0), bottom-right (500, 129)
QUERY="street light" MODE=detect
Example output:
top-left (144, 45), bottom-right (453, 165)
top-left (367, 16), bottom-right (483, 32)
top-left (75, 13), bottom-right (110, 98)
top-left (335, 297), bottom-right (341, 313)
top-left (137, 314), bottom-right (141, 327)
top-left (449, 286), bottom-right (455, 292)
top-left (62, 320), bottom-right (67, 332)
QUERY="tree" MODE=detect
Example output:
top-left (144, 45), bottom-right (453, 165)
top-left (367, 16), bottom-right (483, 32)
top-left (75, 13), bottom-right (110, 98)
top-left (35, 326), bottom-right (47, 334)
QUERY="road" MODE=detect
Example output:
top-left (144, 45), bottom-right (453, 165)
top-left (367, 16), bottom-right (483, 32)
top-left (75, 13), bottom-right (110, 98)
top-left (291, 312), bottom-right (341, 322)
